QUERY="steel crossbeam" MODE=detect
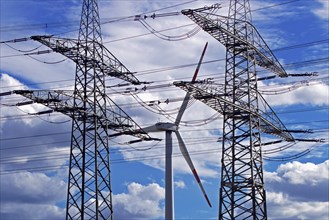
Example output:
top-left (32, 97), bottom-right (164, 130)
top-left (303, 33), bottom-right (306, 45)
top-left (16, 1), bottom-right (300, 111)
top-left (173, 82), bottom-right (294, 142)
top-left (182, 6), bottom-right (288, 77)
top-left (31, 35), bottom-right (141, 85)
top-left (12, 90), bottom-right (152, 141)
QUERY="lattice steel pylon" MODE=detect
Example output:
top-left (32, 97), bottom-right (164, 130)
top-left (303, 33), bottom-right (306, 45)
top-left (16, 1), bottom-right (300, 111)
top-left (63, 1), bottom-right (114, 218)
top-left (0, 0), bottom-right (157, 218)
top-left (25, 0), bottom-right (148, 219)
top-left (179, 1), bottom-right (294, 219)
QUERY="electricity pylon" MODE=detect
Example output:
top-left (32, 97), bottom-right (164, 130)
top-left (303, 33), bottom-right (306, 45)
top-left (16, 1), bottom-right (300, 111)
top-left (1, 0), bottom-right (152, 219)
top-left (33, 0), bottom-right (153, 218)
top-left (176, 1), bottom-right (295, 219)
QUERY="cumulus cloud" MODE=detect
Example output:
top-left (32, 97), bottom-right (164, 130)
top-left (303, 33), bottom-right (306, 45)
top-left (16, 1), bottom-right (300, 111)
top-left (267, 191), bottom-right (329, 220)
top-left (0, 73), bottom-right (27, 91)
top-left (113, 182), bottom-right (165, 219)
top-left (265, 160), bottom-right (329, 216)
top-left (0, 203), bottom-right (65, 220)
top-left (1, 172), bottom-right (66, 204)
top-left (0, 74), bottom-right (70, 218)
top-left (174, 180), bottom-right (186, 189)
top-left (264, 83), bottom-right (329, 107)
top-left (313, 0), bottom-right (329, 20)
top-left (276, 160), bottom-right (329, 185)
top-left (0, 172), bottom-right (66, 219)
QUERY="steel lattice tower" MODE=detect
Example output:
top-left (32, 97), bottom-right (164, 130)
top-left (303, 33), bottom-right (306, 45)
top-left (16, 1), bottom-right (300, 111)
top-left (219, 1), bottom-right (266, 219)
top-left (66, 0), bottom-right (107, 219)
top-left (178, 0), bottom-right (295, 219)
top-left (39, 0), bottom-right (152, 218)
top-left (1, 1), bottom-right (323, 219)
top-left (5, 0), bottom-right (154, 218)
top-left (66, 0), bottom-right (113, 218)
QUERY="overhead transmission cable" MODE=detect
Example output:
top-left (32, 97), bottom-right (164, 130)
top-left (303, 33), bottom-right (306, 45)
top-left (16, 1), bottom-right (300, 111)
top-left (1, 130), bottom-right (327, 163)
top-left (0, 0), bottom-right (199, 36)
top-left (1, 119), bottom-right (328, 143)
top-left (1, 0), bottom-right (310, 45)
top-left (1, 139), bottom-right (327, 175)
top-left (0, 0), bottom-right (299, 36)
top-left (1, 95), bottom-right (328, 125)
top-left (3, 140), bottom-right (322, 168)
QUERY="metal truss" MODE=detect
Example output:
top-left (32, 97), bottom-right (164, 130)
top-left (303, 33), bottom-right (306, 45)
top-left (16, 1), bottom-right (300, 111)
top-left (14, 0), bottom-right (148, 219)
top-left (182, 3), bottom-right (288, 78)
top-left (12, 90), bottom-right (153, 141)
top-left (179, 1), bottom-right (294, 219)
top-left (63, 1), bottom-right (115, 218)
top-left (30, 35), bottom-right (141, 85)
top-left (173, 82), bottom-right (294, 142)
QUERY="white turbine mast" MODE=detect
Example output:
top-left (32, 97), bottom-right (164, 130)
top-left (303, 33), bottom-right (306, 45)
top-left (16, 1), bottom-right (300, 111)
top-left (142, 42), bottom-right (211, 219)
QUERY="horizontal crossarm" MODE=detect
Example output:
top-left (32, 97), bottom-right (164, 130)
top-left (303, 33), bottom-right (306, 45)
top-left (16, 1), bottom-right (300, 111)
top-left (173, 81), bottom-right (294, 141)
top-left (12, 89), bottom-right (154, 141)
top-left (31, 35), bottom-right (142, 85)
top-left (182, 6), bottom-right (288, 77)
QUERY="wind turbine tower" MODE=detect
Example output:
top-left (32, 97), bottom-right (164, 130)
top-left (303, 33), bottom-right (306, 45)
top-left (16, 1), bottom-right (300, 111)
top-left (142, 43), bottom-right (211, 219)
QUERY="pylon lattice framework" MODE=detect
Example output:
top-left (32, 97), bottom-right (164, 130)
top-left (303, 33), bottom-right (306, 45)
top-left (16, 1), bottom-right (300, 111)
top-left (220, 2), bottom-right (266, 216)
top-left (66, 0), bottom-right (113, 218)
top-left (16, 0), bottom-right (152, 219)
top-left (3, 0), bottom-right (318, 219)
top-left (178, 1), bottom-right (296, 219)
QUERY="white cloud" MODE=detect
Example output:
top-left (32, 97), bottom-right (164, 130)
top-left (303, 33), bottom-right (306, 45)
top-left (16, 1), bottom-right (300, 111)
top-left (265, 160), bottom-right (329, 202)
top-left (113, 182), bottom-right (165, 219)
top-left (0, 74), bottom-right (70, 219)
top-left (0, 74), bottom-right (70, 172)
top-left (0, 172), bottom-right (66, 204)
top-left (0, 203), bottom-right (65, 220)
top-left (0, 171), bottom-right (66, 219)
top-left (313, 0), bottom-right (329, 20)
top-left (264, 83), bottom-right (329, 106)
top-left (174, 180), bottom-right (186, 189)
top-left (0, 73), bottom-right (27, 91)
top-left (276, 160), bottom-right (329, 185)
top-left (265, 160), bottom-right (329, 219)
top-left (267, 191), bottom-right (329, 220)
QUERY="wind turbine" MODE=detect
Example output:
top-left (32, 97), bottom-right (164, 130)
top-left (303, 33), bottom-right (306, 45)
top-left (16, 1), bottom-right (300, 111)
top-left (142, 43), bottom-right (211, 219)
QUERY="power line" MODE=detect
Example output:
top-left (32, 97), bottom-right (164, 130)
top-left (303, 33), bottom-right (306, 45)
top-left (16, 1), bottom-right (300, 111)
top-left (0, 0), bottom-right (199, 36)
top-left (1, 139), bottom-right (326, 175)
top-left (2, 129), bottom-right (328, 165)
top-left (1, 119), bottom-right (328, 143)
top-left (0, 0), bottom-right (300, 35)
top-left (0, 50), bottom-right (327, 91)
top-left (0, 137), bottom-right (218, 162)
top-left (0, 131), bottom-right (69, 141)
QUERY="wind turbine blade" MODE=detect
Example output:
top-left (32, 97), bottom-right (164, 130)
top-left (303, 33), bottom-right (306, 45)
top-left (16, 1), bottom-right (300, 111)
top-left (192, 42), bottom-right (208, 83)
top-left (174, 131), bottom-right (212, 207)
top-left (175, 42), bottom-right (208, 126)
top-left (174, 92), bottom-right (191, 126)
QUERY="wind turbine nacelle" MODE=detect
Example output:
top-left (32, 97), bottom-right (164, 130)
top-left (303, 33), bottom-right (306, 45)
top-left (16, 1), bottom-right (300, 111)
top-left (155, 122), bottom-right (178, 131)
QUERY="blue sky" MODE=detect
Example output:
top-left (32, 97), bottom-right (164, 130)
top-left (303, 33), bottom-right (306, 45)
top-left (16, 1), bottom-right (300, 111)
top-left (0, 0), bottom-right (328, 219)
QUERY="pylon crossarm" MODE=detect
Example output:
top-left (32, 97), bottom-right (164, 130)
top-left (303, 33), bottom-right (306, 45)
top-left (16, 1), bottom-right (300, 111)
top-left (182, 5), bottom-right (288, 77)
top-left (104, 94), bottom-right (154, 140)
top-left (257, 92), bottom-right (294, 141)
top-left (13, 90), bottom-right (76, 116)
top-left (30, 35), bottom-right (142, 85)
top-left (181, 3), bottom-right (222, 14)
top-left (12, 90), bottom-right (154, 140)
top-left (173, 81), bottom-right (294, 141)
